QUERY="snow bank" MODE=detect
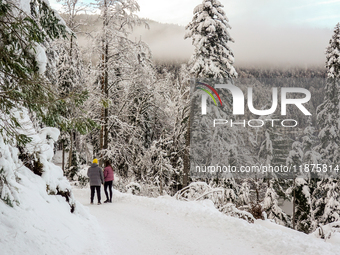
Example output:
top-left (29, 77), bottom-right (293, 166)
top-left (0, 167), bottom-right (106, 255)
top-left (0, 109), bottom-right (106, 254)
top-left (311, 221), bottom-right (340, 244)
top-left (107, 190), bottom-right (340, 255)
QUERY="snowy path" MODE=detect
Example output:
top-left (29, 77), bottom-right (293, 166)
top-left (73, 188), bottom-right (339, 255)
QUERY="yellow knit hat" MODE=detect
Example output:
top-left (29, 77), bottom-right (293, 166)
top-left (93, 158), bottom-right (98, 164)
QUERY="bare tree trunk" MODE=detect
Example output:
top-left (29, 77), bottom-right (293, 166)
top-left (183, 117), bottom-right (190, 187)
top-left (99, 107), bottom-right (104, 166)
top-left (103, 40), bottom-right (109, 151)
top-left (255, 174), bottom-right (259, 203)
top-left (292, 178), bottom-right (296, 230)
top-left (160, 163), bottom-right (163, 195)
top-left (68, 131), bottom-right (73, 170)
top-left (62, 143), bottom-right (65, 172)
top-left (99, 0), bottom-right (108, 168)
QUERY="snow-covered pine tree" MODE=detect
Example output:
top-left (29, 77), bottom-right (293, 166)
top-left (316, 23), bottom-right (340, 166)
top-left (286, 178), bottom-right (313, 233)
top-left (83, 0), bottom-right (159, 184)
top-left (259, 130), bottom-right (273, 167)
top-left (185, 0), bottom-right (237, 80)
top-left (286, 141), bottom-right (311, 233)
top-left (258, 116), bottom-right (278, 182)
top-left (137, 64), bottom-right (191, 192)
top-left (237, 181), bottom-right (250, 207)
top-left (215, 177), bottom-right (238, 203)
top-left (302, 118), bottom-right (321, 182)
top-left (53, 0), bottom-right (95, 176)
top-left (0, 0), bottom-right (80, 211)
top-left (263, 180), bottom-right (290, 226)
top-left (287, 141), bottom-right (303, 170)
top-left (0, 0), bottom-right (67, 144)
top-left (302, 118), bottom-right (321, 165)
top-left (184, 0), bottom-right (243, 187)
top-left (92, 0), bottom-right (148, 161)
top-left (313, 178), bottom-right (340, 226)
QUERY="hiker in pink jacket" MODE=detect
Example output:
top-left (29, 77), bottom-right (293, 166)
top-left (103, 161), bottom-right (114, 203)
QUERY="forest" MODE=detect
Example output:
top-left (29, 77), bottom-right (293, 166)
top-left (1, 0), bottom-right (340, 240)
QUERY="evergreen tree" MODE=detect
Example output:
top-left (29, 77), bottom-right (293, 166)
top-left (53, 0), bottom-right (95, 175)
top-left (287, 178), bottom-right (312, 233)
top-left (286, 141), bottom-right (303, 169)
top-left (0, 0), bottom-right (68, 144)
top-left (302, 119), bottom-right (321, 165)
top-left (237, 181), bottom-right (250, 207)
top-left (313, 178), bottom-right (340, 226)
top-left (263, 180), bottom-right (290, 226)
top-left (185, 0), bottom-right (237, 80)
top-left (316, 23), bottom-right (340, 166)
top-left (259, 130), bottom-right (273, 166)
top-left (302, 119), bottom-right (321, 181)
top-left (184, 0), bottom-right (239, 186)
top-left (0, 0), bottom-right (80, 209)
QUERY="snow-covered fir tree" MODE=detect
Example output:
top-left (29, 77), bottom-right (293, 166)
top-left (316, 23), bottom-right (340, 166)
top-left (52, 0), bottom-right (95, 176)
top-left (286, 141), bottom-right (313, 232)
top-left (185, 0), bottom-right (237, 80)
top-left (302, 118), bottom-right (321, 180)
top-left (259, 130), bottom-right (273, 166)
top-left (263, 180), bottom-right (290, 226)
top-left (313, 178), bottom-right (340, 227)
top-left (0, 0), bottom-right (78, 211)
top-left (302, 118), bottom-right (321, 165)
top-left (286, 141), bottom-right (303, 169)
top-left (0, 0), bottom-right (68, 144)
top-left (287, 178), bottom-right (312, 233)
top-left (237, 181), bottom-right (250, 207)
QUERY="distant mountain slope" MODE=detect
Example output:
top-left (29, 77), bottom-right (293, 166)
top-left (63, 14), bottom-right (331, 67)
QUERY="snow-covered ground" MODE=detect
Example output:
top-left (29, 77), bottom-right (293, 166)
top-left (73, 188), bottom-right (340, 255)
top-left (0, 167), bottom-right (107, 255)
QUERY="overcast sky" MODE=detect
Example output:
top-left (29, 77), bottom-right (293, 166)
top-left (50, 0), bottom-right (339, 67)
top-left (137, 0), bottom-right (340, 28)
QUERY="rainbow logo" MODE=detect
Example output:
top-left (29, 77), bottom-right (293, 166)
top-left (196, 82), bottom-right (222, 106)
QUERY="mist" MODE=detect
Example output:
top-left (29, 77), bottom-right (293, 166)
top-left (130, 20), bottom-right (333, 68)
top-left (73, 14), bottom-right (333, 68)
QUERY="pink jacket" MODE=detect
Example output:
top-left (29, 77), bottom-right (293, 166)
top-left (104, 166), bottom-right (114, 182)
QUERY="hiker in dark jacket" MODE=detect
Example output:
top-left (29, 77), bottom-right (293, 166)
top-left (87, 158), bottom-right (104, 205)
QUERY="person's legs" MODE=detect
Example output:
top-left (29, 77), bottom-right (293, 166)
top-left (95, 186), bottom-right (101, 204)
top-left (90, 186), bottom-right (95, 204)
top-left (108, 181), bottom-right (113, 202)
top-left (104, 182), bottom-right (109, 202)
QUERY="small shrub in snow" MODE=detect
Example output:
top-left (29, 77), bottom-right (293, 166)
top-left (175, 182), bottom-right (254, 223)
top-left (56, 186), bottom-right (75, 213)
top-left (175, 182), bottom-right (224, 206)
top-left (249, 201), bottom-right (264, 220)
top-left (312, 221), bottom-right (340, 240)
top-left (69, 165), bottom-right (89, 187)
top-left (126, 182), bottom-right (141, 195)
top-left (18, 149), bottom-right (44, 176)
top-left (219, 203), bottom-right (255, 224)
top-left (263, 180), bottom-right (290, 227)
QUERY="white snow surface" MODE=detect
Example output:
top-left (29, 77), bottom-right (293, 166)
top-left (73, 188), bottom-right (340, 255)
top-left (0, 109), bottom-right (106, 255)
top-left (0, 169), bottom-right (106, 255)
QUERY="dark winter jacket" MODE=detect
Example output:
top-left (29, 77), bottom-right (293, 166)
top-left (104, 166), bottom-right (114, 182)
top-left (87, 163), bottom-right (104, 186)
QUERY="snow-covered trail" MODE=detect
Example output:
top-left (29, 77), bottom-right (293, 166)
top-left (73, 188), bottom-right (254, 255)
top-left (73, 188), bottom-right (339, 255)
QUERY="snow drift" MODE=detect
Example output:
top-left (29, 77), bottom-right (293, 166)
top-left (0, 109), bottom-right (106, 254)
